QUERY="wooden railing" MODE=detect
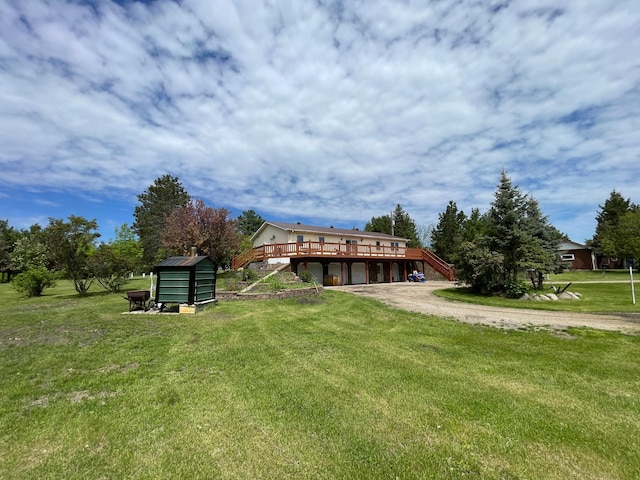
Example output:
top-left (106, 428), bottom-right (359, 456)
top-left (232, 242), bottom-right (456, 281)
top-left (421, 249), bottom-right (456, 281)
top-left (232, 241), bottom-right (410, 268)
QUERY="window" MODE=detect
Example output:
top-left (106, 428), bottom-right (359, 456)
top-left (297, 235), bottom-right (304, 243)
top-left (560, 253), bottom-right (575, 261)
top-left (391, 242), bottom-right (399, 248)
top-left (319, 236), bottom-right (325, 243)
top-left (345, 239), bottom-right (357, 244)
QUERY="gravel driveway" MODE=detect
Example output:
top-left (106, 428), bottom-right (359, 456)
top-left (329, 282), bottom-right (640, 333)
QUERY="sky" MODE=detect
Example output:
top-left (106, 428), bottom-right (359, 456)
top-left (1, 0), bottom-right (639, 244)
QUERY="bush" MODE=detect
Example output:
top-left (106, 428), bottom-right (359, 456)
top-left (504, 280), bottom-right (529, 299)
top-left (11, 267), bottom-right (56, 297)
top-left (242, 269), bottom-right (258, 282)
top-left (298, 270), bottom-right (316, 283)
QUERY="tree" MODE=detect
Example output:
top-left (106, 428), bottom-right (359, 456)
top-left (600, 210), bottom-right (640, 262)
top-left (484, 171), bottom-right (528, 283)
top-left (365, 204), bottom-right (421, 248)
top-left (133, 175), bottom-right (190, 267)
top-left (519, 197), bottom-right (565, 288)
top-left (456, 171), bottom-right (562, 293)
top-left (461, 208), bottom-right (486, 243)
top-left (0, 220), bottom-right (19, 282)
top-left (236, 210), bottom-right (264, 237)
top-left (89, 224), bottom-right (143, 293)
top-left (162, 199), bottom-right (240, 267)
top-left (44, 216), bottom-right (100, 295)
top-left (11, 267), bottom-right (56, 297)
top-left (111, 224), bottom-right (143, 273)
top-left (10, 225), bottom-right (49, 272)
top-left (590, 190), bottom-right (631, 254)
top-left (431, 201), bottom-right (466, 263)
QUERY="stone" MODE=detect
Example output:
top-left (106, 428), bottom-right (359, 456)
top-left (547, 293), bottom-right (558, 301)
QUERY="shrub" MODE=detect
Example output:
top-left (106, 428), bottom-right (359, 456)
top-left (12, 267), bottom-right (56, 297)
top-left (242, 269), bottom-right (258, 283)
top-left (265, 276), bottom-right (286, 292)
top-left (504, 280), bottom-right (529, 299)
top-left (298, 270), bottom-right (316, 283)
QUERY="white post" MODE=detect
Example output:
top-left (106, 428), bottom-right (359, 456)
top-left (150, 271), bottom-right (155, 297)
top-left (630, 266), bottom-right (636, 305)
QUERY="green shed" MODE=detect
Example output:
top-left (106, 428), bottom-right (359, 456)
top-left (154, 256), bottom-right (217, 306)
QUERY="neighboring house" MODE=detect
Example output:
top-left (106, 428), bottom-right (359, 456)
top-left (557, 240), bottom-right (596, 270)
top-left (233, 221), bottom-right (455, 284)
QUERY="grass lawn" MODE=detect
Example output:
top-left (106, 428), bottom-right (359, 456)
top-left (1, 279), bottom-right (639, 479)
top-left (435, 272), bottom-right (640, 314)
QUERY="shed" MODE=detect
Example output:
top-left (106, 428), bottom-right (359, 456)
top-left (154, 256), bottom-right (217, 306)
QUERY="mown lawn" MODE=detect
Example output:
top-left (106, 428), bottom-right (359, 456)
top-left (435, 279), bottom-right (640, 313)
top-left (1, 279), bottom-right (639, 479)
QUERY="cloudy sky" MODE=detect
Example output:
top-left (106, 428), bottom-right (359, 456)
top-left (1, 0), bottom-right (639, 243)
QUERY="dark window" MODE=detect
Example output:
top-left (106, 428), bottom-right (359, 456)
top-left (297, 235), bottom-right (304, 243)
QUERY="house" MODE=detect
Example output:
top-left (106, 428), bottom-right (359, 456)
top-left (557, 240), bottom-right (596, 270)
top-left (233, 221), bottom-right (455, 285)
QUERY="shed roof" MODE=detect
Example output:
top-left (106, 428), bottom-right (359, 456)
top-left (155, 256), bottom-right (213, 268)
top-left (252, 221), bottom-right (409, 242)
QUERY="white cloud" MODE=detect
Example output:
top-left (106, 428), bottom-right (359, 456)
top-left (0, 0), bottom-right (639, 242)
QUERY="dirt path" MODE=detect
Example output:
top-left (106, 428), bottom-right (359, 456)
top-left (329, 282), bottom-right (640, 333)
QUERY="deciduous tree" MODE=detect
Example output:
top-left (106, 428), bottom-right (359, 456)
top-left (162, 199), bottom-right (240, 267)
top-left (44, 216), bottom-right (100, 295)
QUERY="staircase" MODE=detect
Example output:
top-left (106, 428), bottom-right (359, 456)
top-left (421, 249), bottom-right (456, 281)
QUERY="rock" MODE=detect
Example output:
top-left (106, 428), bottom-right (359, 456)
top-left (538, 294), bottom-right (551, 301)
top-left (520, 293), bottom-right (531, 300)
top-left (547, 293), bottom-right (558, 301)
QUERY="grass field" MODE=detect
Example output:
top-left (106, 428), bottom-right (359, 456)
top-left (1, 279), bottom-right (639, 479)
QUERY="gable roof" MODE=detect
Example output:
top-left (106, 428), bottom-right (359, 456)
top-left (252, 221), bottom-right (409, 242)
top-left (557, 240), bottom-right (590, 251)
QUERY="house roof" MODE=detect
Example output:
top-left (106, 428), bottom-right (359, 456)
top-left (154, 256), bottom-right (213, 268)
top-left (558, 240), bottom-right (590, 251)
top-left (252, 221), bottom-right (409, 242)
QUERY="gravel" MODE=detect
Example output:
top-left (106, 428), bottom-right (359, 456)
top-left (329, 282), bottom-right (640, 333)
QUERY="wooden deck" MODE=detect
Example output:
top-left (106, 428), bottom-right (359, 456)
top-left (232, 241), bottom-right (456, 281)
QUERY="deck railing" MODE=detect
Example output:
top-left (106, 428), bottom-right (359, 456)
top-left (232, 242), bottom-right (456, 281)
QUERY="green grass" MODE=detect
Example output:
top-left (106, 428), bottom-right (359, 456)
top-left (549, 269), bottom-right (637, 283)
top-left (1, 279), bottom-right (640, 479)
top-left (435, 281), bottom-right (640, 313)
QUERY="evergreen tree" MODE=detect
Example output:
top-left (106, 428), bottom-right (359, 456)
top-left (236, 210), bottom-right (265, 237)
top-left (461, 208), bottom-right (486, 243)
top-left (457, 171), bottom-right (562, 291)
top-left (431, 201), bottom-right (466, 263)
top-left (365, 204), bottom-right (421, 248)
top-left (132, 175), bottom-right (190, 267)
top-left (484, 171), bottom-right (528, 283)
top-left (590, 190), bottom-right (632, 255)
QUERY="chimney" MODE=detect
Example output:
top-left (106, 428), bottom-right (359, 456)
top-left (190, 246), bottom-right (198, 257)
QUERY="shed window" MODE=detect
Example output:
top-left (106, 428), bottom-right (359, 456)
top-left (319, 236), bottom-right (325, 243)
top-left (391, 242), bottom-right (399, 248)
top-left (560, 253), bottom-right (575, 261)
top-left (297, 235), bottom-right (304, 243)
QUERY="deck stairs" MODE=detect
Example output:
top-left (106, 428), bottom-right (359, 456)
top-left (421, 249), bottom-right (456, 281)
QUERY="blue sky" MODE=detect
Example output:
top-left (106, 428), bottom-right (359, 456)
top-left (1, 0), bottom-right (639, 243)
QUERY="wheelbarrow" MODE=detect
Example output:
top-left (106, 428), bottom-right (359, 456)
top-left (124, 290), bottom-right (151, 312)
